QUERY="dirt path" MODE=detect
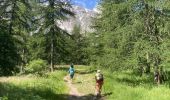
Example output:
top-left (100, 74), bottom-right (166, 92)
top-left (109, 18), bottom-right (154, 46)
top-left (64, 75), bottom-right (83, 100)
top-left (64, 75), bottom-right (85, 100)
top-left (64, 74), bottom-right (105, 100)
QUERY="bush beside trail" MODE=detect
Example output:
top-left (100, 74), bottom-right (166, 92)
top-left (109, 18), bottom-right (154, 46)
top-left (25, 59), bottom-right (48, 75)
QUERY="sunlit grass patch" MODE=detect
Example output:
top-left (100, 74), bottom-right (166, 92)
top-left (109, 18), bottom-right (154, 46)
top-left (103, 70), bottom-right (170, 100)
top-left (0, 70), bottom-right (68, 100)
top-left (73, 72), bottom-right (95, 95)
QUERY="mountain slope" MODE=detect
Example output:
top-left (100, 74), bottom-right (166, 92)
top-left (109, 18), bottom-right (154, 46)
top-left (58, 5), bottom-right (97, 34)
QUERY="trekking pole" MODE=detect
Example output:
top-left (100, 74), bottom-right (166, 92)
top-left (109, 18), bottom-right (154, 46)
top-left (103, 84), bottom-right (106, 95)
top-left (103, 78), bottom-right (106, 95)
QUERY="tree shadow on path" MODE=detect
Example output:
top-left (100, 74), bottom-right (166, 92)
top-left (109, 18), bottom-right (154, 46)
top-left (68, 92), bottom-right (112, 100)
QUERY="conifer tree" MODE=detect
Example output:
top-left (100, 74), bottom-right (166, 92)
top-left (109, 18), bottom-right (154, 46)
top-left (36, 0), bottom-right (74, 71)
top-left (0, 0), bottom-right (31, 75)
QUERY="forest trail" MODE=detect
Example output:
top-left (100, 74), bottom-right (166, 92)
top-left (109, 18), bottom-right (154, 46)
top-left (64, 67), bottom-right (106, 100)
top-left (64, 75), bottom-right (83, 100)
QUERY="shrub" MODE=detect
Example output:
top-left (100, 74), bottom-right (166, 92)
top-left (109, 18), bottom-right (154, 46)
top-left (25, 59), bottom-right (48, 74)
top-left (0, 96), bottom-right (8, 100)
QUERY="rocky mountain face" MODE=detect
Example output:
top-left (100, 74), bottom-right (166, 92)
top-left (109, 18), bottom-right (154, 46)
top-left (58, 5), bottom-right (97, 34)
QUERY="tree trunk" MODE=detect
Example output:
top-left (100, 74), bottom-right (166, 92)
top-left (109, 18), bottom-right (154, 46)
top-left (20, 49), bottom-right (25, 73)
top-left (146, 52), bottom-right (150, 73)
top-left (50, 32), bottom-right (54, 72)
top-left (50, 0), bottom-right (55, 72)
top-left (139, 66), bottom-right (143, 77)
top-left (9, 1), bottom-right (16, 35)
top-left (154, 55), bottom-right (161, 85)
top-left (154, 70), bottom-right (160, 85)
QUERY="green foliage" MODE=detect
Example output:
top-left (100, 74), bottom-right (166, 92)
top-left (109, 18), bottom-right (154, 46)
top-left (89, 0), bottom-right (136, 70)
top-left (25, 59), bottom-right (47, 74)
top-left (0, 0), bottom-right (76, 73)
top-left (26, 33), bottom-right (46, 61)
top-left (35, 0), bottom-right (74, 71)
top-left (0, 0), bottom-right (32, 75)
top-left (70, 25), bottom-right (90, 65)
top-left (0, 29), bottom-right (20, 76)
top-left (89, 0), bottom-right (170, 76)
top-left (0, 96), bottom-right (8, 100)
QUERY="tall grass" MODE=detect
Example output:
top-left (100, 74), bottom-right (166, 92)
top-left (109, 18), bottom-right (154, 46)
top-left (0, 70), bottom-right (68, 100)
top-left (103, 70), bottom-right (170, 100)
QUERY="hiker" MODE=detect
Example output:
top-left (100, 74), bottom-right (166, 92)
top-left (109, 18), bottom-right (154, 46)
top-left (154, 70), bottom-right (160, 84)
top-left (68, 63), bottom-right (75, 81)
top-left (95, 70), bottom-right (104, 97)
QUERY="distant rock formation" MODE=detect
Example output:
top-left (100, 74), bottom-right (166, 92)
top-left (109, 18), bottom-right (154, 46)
top-left (58, 5), bottom-right (97, 34)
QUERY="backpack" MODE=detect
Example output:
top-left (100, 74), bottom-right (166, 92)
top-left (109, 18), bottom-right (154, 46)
top-left (69, 67), bottom-right (74, 75)
top-left (96, 73), bottom-right (103, 81)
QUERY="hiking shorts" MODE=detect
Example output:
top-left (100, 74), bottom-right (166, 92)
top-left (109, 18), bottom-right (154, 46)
top-left (70, 74), bottom-right (74, 79)
top-left (96, 80), bottom-right (103, 92)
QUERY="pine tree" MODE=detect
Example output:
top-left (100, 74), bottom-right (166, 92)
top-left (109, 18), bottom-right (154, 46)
top-left (91, 0), bottom-right (136, 70)
top-left (36, 0), bottom-right (74, 71)
top-left (0, 0), bottom-right (31, 75)
top-left (91, 0), bottom-right (170, 84)
top-left (0, 27), bottom-right (20, 75)
top-left (71, 25), bottom-right (90, 64)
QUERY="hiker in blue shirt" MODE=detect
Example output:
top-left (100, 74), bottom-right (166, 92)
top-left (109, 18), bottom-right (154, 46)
top-left (68, 63), bottom-right (75, 81)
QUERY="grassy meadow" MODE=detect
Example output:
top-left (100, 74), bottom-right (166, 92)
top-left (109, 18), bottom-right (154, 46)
top-left (0, 70), bottom-right (68, 100)
top-left (0, 65), bottom-right (170, 100)
top-left (72, 66), bottom-right (170, 100)
top-left (103, 70), bottom-right (170, 100)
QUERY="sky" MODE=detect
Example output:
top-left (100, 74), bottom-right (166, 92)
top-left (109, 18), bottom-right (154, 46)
top-left (71, 0), bottom-right (99, 10)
